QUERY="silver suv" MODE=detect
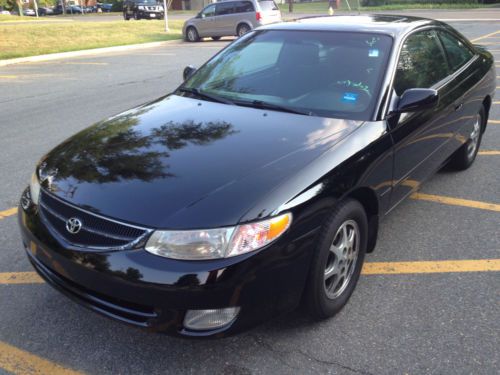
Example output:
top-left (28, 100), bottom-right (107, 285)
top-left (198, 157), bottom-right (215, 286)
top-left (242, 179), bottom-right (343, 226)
top-left (183, 0), bottom-right (281, 42)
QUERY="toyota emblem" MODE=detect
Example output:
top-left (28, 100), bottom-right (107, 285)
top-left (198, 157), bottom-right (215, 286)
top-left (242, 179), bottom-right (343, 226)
top-left (66, 217), bottom-right (82, 234)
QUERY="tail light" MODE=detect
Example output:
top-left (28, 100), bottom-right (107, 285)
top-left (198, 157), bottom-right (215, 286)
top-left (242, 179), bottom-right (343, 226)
top-left (256, 11), bottom-right (261, 21)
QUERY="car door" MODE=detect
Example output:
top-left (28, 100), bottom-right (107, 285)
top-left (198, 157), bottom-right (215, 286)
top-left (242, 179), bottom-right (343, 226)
top-left (214, 2), bottom-right (236, 36)
top-left (388, 29), bottom-right (454, 208)
top-left (195, 4), bottom-right (216, 37)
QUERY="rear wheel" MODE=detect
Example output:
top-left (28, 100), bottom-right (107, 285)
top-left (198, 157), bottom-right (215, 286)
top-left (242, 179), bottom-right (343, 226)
top-left (186, 27), bottom-right (199, 42)
top-left (237, 23), bottom-right (250, 37)
top-left (448, 106), bottom-right (485, 170)
top-left (304, 199), bottom-right (368, 320)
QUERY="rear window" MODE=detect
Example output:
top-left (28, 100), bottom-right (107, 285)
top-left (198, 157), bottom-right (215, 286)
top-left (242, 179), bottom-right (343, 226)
top-left (258, 0), bottom-right (278, 11)
top-left (234, 1), bottom-right (254, 13)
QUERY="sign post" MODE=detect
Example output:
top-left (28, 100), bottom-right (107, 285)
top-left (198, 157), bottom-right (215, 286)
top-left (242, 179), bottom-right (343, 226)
top-left (163, 0), bottom-right (168, 32)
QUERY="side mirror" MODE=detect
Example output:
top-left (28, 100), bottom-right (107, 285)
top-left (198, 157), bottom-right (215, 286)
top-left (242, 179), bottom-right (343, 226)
top-left (396, 88), bottom-right (439, 113)
top-left (183, 65), bottom-right (196, 81)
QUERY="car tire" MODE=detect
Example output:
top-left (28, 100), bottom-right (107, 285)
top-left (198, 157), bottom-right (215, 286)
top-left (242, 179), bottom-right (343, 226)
top-left (237, 23), bottom-right (250, 37)
top-left (448, 105), bottom-right (485, 171)
top-left (304, 198), bottom-right (368, 320)
top-left (123, 11), bottom-right (130, 20)
top-left (211, 36), bottom-right (221, 41)
top-left (186, 27), bottom-right (199, 42)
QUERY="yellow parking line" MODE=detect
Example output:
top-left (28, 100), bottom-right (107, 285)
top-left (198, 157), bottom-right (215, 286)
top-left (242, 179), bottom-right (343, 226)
top-left (362, 259), bottom-right (500, 275)
top-left (0, 207), bottom-right (17, 220)
top-left (411, 193), bottom-right (500, 212)
top-left (494, 101), bottom-right (500, 105)
top-left (489, 120), bottom-right (500, 124)
top-left (471, 30), bottom-right (500, 42)
top-left (0, 75), bottom-right (19, 79)
top-left (0, 272), bottom-right (43, 284)
top-left (0, 341), bottom-right (83, 375)
top-left (478, 150), bottom-right (500, 155)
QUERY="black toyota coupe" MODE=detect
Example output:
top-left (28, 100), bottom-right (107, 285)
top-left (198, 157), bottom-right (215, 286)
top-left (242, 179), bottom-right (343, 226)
top-left (19, 15), bottom-right (495, 337)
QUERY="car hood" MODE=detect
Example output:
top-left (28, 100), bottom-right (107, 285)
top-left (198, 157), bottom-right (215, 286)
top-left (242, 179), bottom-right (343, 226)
top-left (39, 95), bottom-right (362, 229)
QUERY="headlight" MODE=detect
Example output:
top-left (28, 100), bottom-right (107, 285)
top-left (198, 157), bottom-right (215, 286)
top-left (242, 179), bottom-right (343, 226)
top-left (138, 5), bottom-right (144, 9)
top-left (145, 213), bottom-right (292, 260)
top-left (29, 172), bottom-right (41, 205)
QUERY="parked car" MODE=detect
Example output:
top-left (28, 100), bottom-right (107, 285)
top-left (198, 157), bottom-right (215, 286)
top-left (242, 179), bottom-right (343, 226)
top-left (23, 8), bottom-right (36, 16)
top-left (123, 0), bottom-right (164, 20)
top-left (19, 15), bottom-right (495, 337)
top-left (0, 6), bottom-right (10, 15)
top-left (38, 7), bottom-right (54, 16)
top-left (183, 0), bottom-right (281, 41)
top-left (100, 3), bottom-right (113, 12)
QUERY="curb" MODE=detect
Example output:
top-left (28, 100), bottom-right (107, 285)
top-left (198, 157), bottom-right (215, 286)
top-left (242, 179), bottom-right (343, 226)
top-left (0, 39), bottom-right (184, 67)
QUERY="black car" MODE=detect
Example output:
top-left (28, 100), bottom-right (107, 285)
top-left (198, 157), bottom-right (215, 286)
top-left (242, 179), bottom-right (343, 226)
top-left (19, 15), bottom-right (495, 337)
top-left (123, 0), bottom-right (164, 20)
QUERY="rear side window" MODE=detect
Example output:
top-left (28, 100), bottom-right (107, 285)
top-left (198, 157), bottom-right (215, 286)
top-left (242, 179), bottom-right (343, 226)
top-left (438, 31), bottom-right (475, 71)
top-left (258, 0), bottom-right (279, 11)
top-left (216, 2), bottom-right (234, 15)
top-left (394, 30), bottom-right (450, 96)
top-left (234, 1), bottom-right (254, 13)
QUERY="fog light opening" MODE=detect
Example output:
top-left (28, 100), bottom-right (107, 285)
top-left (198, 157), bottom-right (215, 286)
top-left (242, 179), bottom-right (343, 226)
top-left (183, 307), bottom-right (240, 331)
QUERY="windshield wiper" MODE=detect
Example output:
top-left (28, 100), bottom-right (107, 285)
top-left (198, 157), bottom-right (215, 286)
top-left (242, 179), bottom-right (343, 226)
top-left (178, 87), bottom-right (235, 105)
top-left (241, 100), bottom-right (314, 116)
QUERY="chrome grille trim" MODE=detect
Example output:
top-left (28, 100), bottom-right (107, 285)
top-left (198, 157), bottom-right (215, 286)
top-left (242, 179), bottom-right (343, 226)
top-left (39, 189), bottom-right (153, 251)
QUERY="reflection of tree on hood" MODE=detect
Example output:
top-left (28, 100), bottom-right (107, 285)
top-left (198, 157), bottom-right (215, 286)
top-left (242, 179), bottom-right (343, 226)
top-left (152, 120), bottom-right (236, 150)
top-left (44, 106), bottom-right (237, 184)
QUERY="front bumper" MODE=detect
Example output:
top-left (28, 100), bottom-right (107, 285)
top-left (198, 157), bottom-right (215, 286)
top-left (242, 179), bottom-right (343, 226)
top-left (18, 197), bottom-right (318, 337)
top-left (137, 10), bottom-right (164, 18)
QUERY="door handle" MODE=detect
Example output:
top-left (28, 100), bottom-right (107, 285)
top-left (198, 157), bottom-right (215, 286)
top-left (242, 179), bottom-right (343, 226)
top-left (454, 103), bottom-right (464, 111)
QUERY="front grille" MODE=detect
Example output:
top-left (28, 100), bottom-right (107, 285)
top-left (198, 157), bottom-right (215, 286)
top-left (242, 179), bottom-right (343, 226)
top-left (39, 190), bottom-right (151, 250)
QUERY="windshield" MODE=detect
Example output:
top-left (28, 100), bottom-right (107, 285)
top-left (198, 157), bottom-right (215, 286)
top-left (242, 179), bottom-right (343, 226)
top-left (141, 0), bottom-right (157, 4)
top-left (181, 30), bottom-right (392, 120)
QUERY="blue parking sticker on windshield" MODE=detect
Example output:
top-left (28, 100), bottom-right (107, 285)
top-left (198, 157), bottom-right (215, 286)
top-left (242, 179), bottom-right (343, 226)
top-left (369, 49), bottom-right (379, 57)
top-left (342, 92), bottom-right (358, 103)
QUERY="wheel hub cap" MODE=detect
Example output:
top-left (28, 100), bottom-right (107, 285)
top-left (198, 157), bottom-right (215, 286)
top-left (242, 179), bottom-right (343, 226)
top-left (324, 219), bottom-right (360, 299)
top-left (467, 116), bottom-right (481, 159)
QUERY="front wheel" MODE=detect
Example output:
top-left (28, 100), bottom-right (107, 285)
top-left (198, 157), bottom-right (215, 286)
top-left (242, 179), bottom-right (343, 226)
top-left (186, 27), bottom-right (199, 42)
top-left (448, 106), bottom-right (485, 171)
top-left (304, 199), bottom-right (368, 320)
top-left (123, 11), bottom-right (130, 20)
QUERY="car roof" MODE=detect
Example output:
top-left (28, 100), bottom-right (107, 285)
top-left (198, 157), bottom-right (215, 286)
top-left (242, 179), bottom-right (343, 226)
top-left (259, 15), bottom-right (439, 37)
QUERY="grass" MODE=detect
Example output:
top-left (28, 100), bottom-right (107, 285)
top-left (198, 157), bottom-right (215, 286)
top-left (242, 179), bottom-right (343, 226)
top-left (0, 19), bottom-right (183, 59)
top-left (279, 1), bottom-right (491, 13)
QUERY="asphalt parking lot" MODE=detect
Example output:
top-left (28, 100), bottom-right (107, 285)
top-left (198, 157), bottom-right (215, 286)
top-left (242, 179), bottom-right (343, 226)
top-left (0, 15), bottom-right (499, 375)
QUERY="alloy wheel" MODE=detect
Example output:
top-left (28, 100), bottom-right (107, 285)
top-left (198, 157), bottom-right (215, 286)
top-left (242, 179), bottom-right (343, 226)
top-left (467, 115), bottom-right (481, 160)
top-left (324, 219), bottom-right (360, 299)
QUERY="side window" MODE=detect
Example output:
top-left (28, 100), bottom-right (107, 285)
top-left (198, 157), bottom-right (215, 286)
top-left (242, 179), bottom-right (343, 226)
top-left (234, 1), bottom-right (254, 13)
top-left (394, 30), bottom-right (450, 96)
top-left (215, 2), bottom-right (234, 16)
top-left (201, 4), bottom-right (216, 17)
top-left (438, 31), bottom-right (475, 71)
